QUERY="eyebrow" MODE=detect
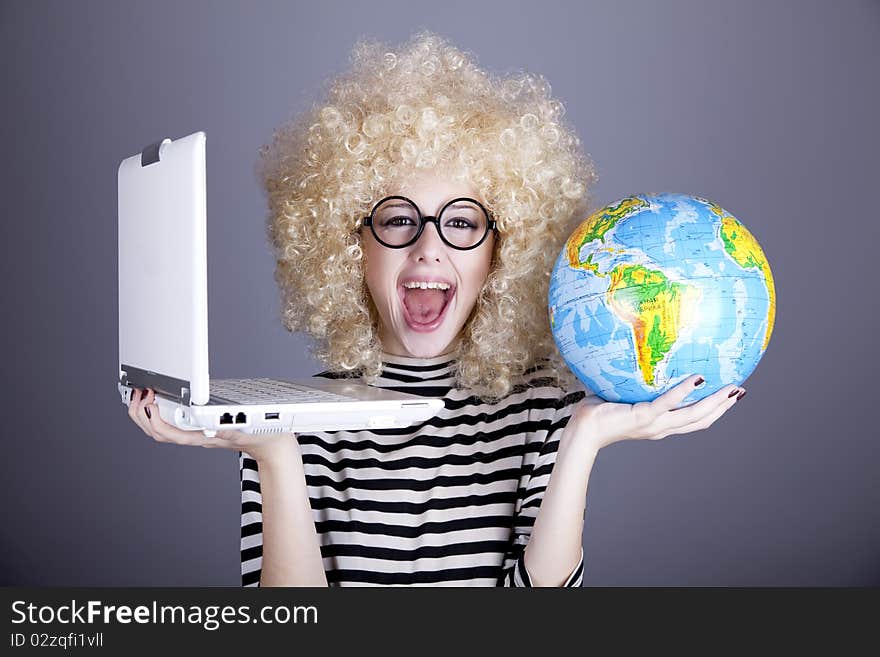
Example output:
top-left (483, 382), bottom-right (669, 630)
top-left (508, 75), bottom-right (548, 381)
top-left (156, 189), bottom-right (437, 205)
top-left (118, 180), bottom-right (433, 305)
top-left (381, 201), bottom-right (478, 212)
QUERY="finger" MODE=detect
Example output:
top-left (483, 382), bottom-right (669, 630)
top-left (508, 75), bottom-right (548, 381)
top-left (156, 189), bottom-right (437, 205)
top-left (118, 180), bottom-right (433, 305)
top-left (652, 385), bottom-right (743, 438)
top-left (127, 387), bottom-right (140, 421)
top-left (139, 390), bottom-right (207, 445)
top-left (128, 387), bottom-right (146, 417)
top-left (136, 389), bottom-right (164, 440)
top-left (144, 399), bottom-right (210, 446)
top-left (666, 383), bottom-right (741, 426)
top-left (651, 374), bottom-right (709, 414)
top-left (127, 387), bottom-right (138, 412)
top-left (129, 387), bottom-right (154, 436)
top-left (627, 374), bottom-right (708, 430)
top-left (654, 393), bottom-right (740, 439)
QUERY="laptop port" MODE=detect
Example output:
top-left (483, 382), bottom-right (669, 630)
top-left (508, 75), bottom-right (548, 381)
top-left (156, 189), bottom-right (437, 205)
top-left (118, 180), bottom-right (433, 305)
top-left (235, 412), bottom-right (247, 424)
top-left (219, 413), bottom-right (234, 425)
top-left (264, 412), bottom-right (280, 420)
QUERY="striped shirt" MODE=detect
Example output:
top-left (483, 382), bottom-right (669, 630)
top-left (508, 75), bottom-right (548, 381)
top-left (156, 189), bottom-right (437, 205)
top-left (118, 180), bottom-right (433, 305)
top-left (240, 351), bottom-right (588, 586)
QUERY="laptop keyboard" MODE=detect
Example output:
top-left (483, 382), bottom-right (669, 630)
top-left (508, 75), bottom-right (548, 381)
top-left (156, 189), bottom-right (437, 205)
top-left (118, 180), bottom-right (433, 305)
top-left (210, 378), bottom-right (355, 405)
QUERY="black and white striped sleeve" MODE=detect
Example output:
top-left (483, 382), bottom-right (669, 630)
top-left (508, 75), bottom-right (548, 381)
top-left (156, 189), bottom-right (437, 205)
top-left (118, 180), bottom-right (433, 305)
top-left (239, 451), bottom-right (263, 587)
top-left (498, 384), bottom-right (587, 587)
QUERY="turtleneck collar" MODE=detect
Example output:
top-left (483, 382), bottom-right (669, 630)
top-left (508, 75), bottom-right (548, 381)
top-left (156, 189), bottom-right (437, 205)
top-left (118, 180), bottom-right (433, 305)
top-left (313, 349), bottom-right (459, 393)
top-left (370, 349), bottom-right (459, 392)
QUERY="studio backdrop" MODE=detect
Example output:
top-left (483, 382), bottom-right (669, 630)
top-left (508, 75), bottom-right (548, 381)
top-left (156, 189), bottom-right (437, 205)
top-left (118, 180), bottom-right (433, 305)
top-left (1, 0), bottom-right (877, 586)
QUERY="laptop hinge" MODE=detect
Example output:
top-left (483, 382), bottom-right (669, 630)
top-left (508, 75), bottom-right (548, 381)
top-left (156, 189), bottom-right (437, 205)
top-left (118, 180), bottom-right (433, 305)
top-left (119, 364), bottom-right (191, 405)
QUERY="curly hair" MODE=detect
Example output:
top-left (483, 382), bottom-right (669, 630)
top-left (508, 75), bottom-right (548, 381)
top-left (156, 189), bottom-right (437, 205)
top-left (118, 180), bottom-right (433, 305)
top-left (256, 30), bottom-right (597, 401)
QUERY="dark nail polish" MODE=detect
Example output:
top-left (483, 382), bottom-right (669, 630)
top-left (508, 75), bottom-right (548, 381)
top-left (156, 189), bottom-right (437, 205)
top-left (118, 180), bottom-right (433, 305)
top-left (145, 406), bottom-right (152, 419)
top-left (728, 389), bottom-right (740, 398)
top-left (141, 389), bottom-right (148, 400)
top-left (694, 377), bottom-right (704, 387)
top-left (736, 390), bottom-right (747, 401)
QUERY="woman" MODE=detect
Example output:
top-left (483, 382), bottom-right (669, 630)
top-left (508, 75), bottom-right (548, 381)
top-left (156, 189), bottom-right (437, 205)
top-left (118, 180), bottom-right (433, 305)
top-left (127, 31), bottom-right (745, 587)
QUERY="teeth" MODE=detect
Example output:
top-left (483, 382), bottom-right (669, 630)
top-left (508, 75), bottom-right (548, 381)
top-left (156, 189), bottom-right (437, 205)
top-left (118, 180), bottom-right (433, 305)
top-left (402, 281), bottom-right (451, 290)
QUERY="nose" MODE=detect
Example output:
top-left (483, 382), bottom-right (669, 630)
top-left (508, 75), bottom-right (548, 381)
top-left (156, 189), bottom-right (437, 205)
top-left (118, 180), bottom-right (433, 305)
top-left (410, 219), bottom-right (447, 262)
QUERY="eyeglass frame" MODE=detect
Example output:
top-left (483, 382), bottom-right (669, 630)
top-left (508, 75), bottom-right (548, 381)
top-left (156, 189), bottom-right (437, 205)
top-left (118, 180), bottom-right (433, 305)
top-left (361, 195), bottom-right (497, 251)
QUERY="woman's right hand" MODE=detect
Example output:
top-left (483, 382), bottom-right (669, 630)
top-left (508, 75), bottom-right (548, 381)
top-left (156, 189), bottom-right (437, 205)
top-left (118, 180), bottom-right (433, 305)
top-left (127, 387), bottom-right (301, 466)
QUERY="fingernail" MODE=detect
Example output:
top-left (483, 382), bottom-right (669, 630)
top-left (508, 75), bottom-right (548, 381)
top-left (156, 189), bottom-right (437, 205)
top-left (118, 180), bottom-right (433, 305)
top-left (736, 390), bottom-right (747, 401)
top-left (728, 388), bottom-right (740, 398)
top-left (694, 377), bottom-right (705, 387)
top-left (141, 389), bottom-right (148, 400)
top-left (145, 406), bottom-right (152, 419)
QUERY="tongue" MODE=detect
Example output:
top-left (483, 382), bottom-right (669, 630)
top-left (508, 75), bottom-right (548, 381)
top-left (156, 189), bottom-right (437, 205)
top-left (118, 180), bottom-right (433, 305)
top-left (403, 288), bottom-right (447, 324)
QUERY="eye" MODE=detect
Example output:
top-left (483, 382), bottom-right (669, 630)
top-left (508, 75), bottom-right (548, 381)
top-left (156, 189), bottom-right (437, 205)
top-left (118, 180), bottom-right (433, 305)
top-left (381, 215), bottom-right (417, 227)
top-left (443, 216), bottom-right (476, 230)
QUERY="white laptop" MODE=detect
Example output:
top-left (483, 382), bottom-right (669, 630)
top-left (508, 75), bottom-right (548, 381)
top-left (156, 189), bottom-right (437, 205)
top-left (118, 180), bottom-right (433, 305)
top-left (117, 130), bottom-right (444, 437)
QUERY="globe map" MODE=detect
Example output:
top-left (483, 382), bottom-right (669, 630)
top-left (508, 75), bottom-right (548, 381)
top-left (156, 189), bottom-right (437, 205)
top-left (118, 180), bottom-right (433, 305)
top-left (548, 193), bottom-right (776, 404)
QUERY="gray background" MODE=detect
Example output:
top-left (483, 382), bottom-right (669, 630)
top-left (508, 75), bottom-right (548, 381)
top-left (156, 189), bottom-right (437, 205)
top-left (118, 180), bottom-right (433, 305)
top-left (1, 0), bottom-right (877, 586)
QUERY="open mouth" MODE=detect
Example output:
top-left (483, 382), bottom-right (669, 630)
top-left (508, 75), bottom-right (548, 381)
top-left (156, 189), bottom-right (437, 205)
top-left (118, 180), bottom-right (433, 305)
top-left (398, 281), bottom-right (456, 333)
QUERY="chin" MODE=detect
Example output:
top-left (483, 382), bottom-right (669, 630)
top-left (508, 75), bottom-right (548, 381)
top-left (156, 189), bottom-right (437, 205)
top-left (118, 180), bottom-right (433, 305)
top-left (390, 309), bottom-right (465, 358)
top-left (400, 331), bottom-right (457, 358)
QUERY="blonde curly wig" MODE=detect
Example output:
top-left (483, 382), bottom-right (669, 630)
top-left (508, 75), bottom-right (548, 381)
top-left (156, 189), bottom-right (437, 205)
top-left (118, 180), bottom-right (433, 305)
top-left (256, 30), bottom-right (598, 401)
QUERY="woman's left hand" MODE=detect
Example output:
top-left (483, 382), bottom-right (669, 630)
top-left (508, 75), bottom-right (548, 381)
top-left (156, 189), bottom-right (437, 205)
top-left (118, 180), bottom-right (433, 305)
top-left (569, 374), bottom-right (745, 453)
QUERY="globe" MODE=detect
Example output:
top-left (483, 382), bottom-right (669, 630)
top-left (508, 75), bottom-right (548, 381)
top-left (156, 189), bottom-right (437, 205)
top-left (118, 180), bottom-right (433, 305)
top-left (548, 192), bottom-right (776, 405)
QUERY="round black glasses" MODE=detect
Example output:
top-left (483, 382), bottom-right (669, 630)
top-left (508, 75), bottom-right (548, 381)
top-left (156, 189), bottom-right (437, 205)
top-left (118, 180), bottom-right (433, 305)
top-left (362, 195), bottom-right (497, 250)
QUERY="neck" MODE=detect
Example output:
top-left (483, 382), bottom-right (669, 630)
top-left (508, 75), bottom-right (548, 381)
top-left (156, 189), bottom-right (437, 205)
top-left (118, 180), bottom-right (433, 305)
top-left (380, 337), bottom-right (462, 362)
top-left (380, 348), bottom-right (459, 366)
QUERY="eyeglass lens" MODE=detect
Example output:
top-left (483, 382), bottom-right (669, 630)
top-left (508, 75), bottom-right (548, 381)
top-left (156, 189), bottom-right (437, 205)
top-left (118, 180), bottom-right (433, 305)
top-left (372, 198), bottom-right (488, 248)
